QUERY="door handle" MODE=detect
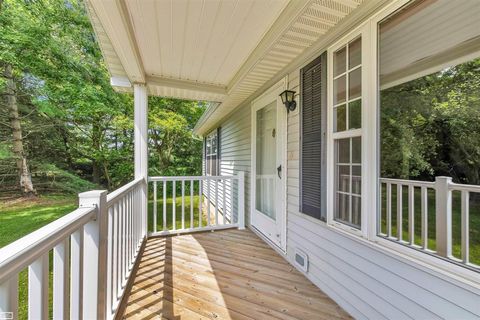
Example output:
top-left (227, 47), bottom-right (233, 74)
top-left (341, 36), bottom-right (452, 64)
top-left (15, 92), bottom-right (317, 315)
top-left (277, 165), bottom-right (282, 179)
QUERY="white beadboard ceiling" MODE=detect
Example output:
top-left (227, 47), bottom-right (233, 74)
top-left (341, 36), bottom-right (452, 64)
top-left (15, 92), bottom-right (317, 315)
top-left (86, 0), bottom-right (365, 135)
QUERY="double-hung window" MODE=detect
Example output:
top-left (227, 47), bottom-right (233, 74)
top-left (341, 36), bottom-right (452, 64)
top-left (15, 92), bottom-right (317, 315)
top-left (205, 128), bottom-right (220, 176)
top-left (327, 31), bottom-right (366, 234)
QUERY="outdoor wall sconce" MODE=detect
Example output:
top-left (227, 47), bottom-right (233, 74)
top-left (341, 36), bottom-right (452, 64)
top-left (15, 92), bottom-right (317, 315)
top-left (279, 90), bottom-right (297, 113)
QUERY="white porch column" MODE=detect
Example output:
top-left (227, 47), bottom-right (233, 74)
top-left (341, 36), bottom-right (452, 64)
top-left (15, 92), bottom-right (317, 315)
top-left (134, 84), bottom-right (148, 237)
top-left (134, 84), bottom-right (148, 179)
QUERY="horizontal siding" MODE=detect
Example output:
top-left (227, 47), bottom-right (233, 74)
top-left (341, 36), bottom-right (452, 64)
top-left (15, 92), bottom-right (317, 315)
top-left (202, 66), bottom-right (480, 319)
top-left (203, 104), bottom-right (252, 225)
top-left (285, 69), bottom-right (480, 320)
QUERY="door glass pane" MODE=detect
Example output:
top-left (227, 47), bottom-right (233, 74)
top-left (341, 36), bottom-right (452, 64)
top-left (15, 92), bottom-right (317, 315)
top-left (256, 102), bottom-right (277, 219)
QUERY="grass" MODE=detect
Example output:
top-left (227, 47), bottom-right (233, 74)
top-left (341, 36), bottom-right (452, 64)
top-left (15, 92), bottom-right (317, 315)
top-left (0, 193), bottom-right (207, 319)
top-left (379, 186), bottom-right (480, 265)
top-left (0, 194), bottom-right (77, 320)
top-left (147, 195), bottom-right (208, 232)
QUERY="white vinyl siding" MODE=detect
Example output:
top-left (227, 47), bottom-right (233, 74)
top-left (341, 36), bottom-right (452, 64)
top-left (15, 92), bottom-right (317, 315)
top-left (286, 70), bottom-right (480, 320)
top-left (202, 105), bottom-right (252, 225)
top-left (198, 1), bottom-right (480, 318)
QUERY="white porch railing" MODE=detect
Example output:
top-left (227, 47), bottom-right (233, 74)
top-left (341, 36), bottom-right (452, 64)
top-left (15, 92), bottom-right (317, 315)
top-left (0, 177), bottom-right (146, 320)
top-left (148, 172), bottom-right (245, 236)
top-left (379, 176), bottom-right (479, 269)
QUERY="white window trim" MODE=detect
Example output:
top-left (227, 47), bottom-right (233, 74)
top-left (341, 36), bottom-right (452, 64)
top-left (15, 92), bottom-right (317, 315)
top-left (327, 22), bottom-right (372, 239)
top-left (369, 0), bottom-right (480, 283)
top-left (323, 0), bottom-right (480, 284)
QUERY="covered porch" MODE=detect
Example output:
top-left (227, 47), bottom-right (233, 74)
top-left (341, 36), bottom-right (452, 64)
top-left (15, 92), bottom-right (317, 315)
top-left (121, 229), bottom-right (350, 320)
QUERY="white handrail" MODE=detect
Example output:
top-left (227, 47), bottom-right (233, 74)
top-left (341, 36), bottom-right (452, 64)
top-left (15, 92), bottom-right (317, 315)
top-left (380, 177), bottom-right (434, 188)
top-left (149, 175), bottom-right (237, 181)
top-left (0, 207), bottom-right (96, 284)
top-left (0, 178), bottom-right (148, 320)
top-left (107, 177), bottom-right (144, 204)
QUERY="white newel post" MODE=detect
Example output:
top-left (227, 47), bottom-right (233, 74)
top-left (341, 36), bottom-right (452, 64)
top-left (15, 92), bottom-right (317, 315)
top-left (79, 190), bottom-right (108, 320)
top-left (237, 171), bottom-right (245, 229)
top-left (435, 176), bottom-right (452, 258)
top-left (134, 83), bottom-right (148, 238)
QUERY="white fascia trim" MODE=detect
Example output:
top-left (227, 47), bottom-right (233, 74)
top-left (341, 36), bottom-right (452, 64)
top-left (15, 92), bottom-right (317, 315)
top-left (193, 102), bottom-right (221, 136)
top-left (146, 76), bottom-right (227, 96)
top-left (110, 76), bottom-right (132, 88)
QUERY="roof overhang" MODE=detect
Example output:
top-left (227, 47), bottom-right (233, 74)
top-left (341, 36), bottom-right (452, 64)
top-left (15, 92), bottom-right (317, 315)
top-left (85, 0), bottom-right (371, 135)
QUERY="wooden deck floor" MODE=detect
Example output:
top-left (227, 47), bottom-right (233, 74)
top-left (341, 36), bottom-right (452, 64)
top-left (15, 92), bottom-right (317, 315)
top-left (120, 229), bottom-right (351, 320)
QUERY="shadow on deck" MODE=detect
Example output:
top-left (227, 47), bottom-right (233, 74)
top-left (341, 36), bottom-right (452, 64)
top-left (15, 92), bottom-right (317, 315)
top-left (120, 229), bottom-right (351, 320)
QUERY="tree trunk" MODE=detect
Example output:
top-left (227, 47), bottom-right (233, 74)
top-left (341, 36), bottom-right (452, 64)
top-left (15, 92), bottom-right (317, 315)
top-left (3, 64), bottom-right (36, 196)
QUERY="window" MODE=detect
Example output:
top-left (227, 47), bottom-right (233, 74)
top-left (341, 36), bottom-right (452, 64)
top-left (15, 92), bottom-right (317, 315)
top-left (300, 53), bottom-right (327, 221)
top-left (330, 36), bottom-right (363, 230)
top-left (378, 0), bottom-right (480, 267)
top-left (205, 128), bottom-right (220, 176)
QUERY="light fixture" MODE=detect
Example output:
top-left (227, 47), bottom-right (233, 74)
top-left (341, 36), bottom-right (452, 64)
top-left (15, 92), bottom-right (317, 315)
top-left (279, 90), bottom-right (297, 113)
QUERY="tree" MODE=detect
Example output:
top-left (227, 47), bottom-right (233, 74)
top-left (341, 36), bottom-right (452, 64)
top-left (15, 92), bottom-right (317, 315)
top-left (0, 0), bottom-right (206, 196)
top-left (2, 64), bottom-right (36, 195)
top-left (380, 57), bottom-right (480, 185)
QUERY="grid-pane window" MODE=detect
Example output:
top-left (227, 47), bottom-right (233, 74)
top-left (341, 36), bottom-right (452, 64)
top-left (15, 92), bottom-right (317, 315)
top-left (334, 137), bottom-right (361, 227)
top-left (333, 37), bottom-right (362, 133)
top-left (205, 129), bottom-right (219, 176)
top-left (332, 37), bottom-right (362, 229)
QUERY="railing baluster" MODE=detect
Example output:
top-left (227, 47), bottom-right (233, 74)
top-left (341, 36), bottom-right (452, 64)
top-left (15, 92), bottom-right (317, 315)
top-left (172, 180), bottom-right (176, 230)
top-left (0, 274), bottom-right (18, 319)
top-left (421, 187), bottom-right (428, 249)
top-left (461, 190), bottom-right (469, 263)
top-left (163, 180), bottom-right (167, 231)
top-left (408, 185), bottom-right (414, 245)
top-left (107, 206), bottom-right (114, 317)
top-left (53, 239), bottom-right (70, 320)
top-left (207, 178), bottom-right (211, 226)
top-left (182, 180), bottom-right (185, 230)
top-left (70, 229), bottom-right (83, 320)
top-left (28, 253), bottom-right (49, 319)
top-left (121, 197), bottom-right (126, 285)
top-left (215, 179), bottom-right (219, 225)
top-left (386, 182), bottom-right (392, 237)
top-left (115, 202), bottom-right (121, 301)
top-left (153, 181), bottom-right (157, 233)
top-left (190, 180), bottom-right (194, 228)
top-left (223, 179), bottom-right (227, 224)
top-left (127, 195), bottom-right (132, 270)
top-left (397, 184), bottom-right (403, 241)
top-left (199, 180), bottom-right (203, 228)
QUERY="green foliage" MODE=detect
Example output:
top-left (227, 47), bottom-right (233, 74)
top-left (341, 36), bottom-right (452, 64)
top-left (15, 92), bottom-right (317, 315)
top-left (381, 58), bottom-right (480, 184)
top-left (0, 0), bottom-right (205, 196)
top-left (33, 163), bottom-right (98, 194)
top-left (149, 97), bottom-right (205, 177)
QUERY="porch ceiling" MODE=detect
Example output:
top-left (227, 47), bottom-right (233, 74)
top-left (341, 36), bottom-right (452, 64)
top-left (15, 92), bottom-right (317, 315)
top-left (85, 0), bottom-right (365, 135)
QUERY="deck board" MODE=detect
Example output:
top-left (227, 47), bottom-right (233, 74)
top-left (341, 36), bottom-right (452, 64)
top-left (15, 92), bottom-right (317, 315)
top-left (121, 229), bottom-right (352, 320)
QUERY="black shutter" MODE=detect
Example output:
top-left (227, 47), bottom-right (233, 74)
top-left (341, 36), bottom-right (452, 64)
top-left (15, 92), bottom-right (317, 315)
top-left (300, 52), bottom-right (327, 221)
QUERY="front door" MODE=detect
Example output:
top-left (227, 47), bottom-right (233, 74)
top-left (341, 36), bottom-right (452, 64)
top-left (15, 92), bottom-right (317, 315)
top-left (251, 81), bottom-right (286, 250)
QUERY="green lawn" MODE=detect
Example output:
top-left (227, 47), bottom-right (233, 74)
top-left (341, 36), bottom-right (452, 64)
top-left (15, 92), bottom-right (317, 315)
top-left (380, 186), bottom-right (480, 265)
top-left (147, 195), bottom-right (208, 232)
top-left (0, 195), bottom-right (77, 320)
